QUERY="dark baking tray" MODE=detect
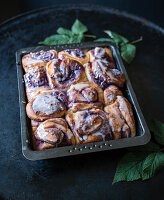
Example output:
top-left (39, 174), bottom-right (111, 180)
top-left (16, 42), bottom-right (151, 160)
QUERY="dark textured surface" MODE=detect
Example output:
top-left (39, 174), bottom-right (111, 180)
top-left (0, 4), bottom-right (164, 200)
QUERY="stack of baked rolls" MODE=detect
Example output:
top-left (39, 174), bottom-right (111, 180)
top-left (22, 47), bottom-right (136, 150)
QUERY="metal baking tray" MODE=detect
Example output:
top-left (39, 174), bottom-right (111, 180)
top-left (16, 42), bottom-right (151, 160)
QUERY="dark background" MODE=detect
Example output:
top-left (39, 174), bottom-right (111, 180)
top-left (0, 0), bottom-right (164, 27)
top-left (0, 1), bottom-right (164, 200)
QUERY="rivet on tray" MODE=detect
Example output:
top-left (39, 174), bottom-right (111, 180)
top-left (69, 150), bottom-right (73, 153)
top-left (79, 148), bottom-right (83, 151)
top-left (74, 147), bottom-right (77, 150)
top-left (109, 144), bottom-right (112, 147)
top-left (94, 144), bottom-right (97, 147)
top-left (26, 140), bottom-right (28, 143)
top-left (99, 145), bottom-right (103, 148)
top-left (89, 147), bottom-right (93, 150)
top-left (104, 143), bottom-right (107, 146)
top-left (84, 146), bottom-right (87, 149)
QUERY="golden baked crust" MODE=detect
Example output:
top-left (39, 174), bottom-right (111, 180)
top-left (22, 50), bottom-right (58, 73)
top-left (21, 47), bottom-right (137, 151)
top-left (67, 82), bottom-right (104, 109)
top-left (32, 118), bottom-right (75, 150)
top-left (26, 90), bottom-right (67, 121)
top-left (58, 49), bottom-right (89, 65)
top-left (87, 47), bottom-right (114, 64)
top-left (46, 58), bottom-right (87, 90)
top-left (66, 106), bottom-right (112, 144)
top-left (104, 85), bottom-right (136, 138)
top-left (85, 59), bottom-right (125, 89)
top-left (24, 69), bottom-right (50, 101)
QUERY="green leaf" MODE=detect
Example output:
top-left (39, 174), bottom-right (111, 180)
top-left (112, 152), bottom-right (148, 184)
top-left (104, 30), bottom-right (129, 46)
top-left (71, 19), bottom-right (88, 34)
top-left (121, 44), bottom-right (136, 64)
top-left (39, 34), bottom-right (70, 45)
top-left (56, 27), bottom-right (73, 36)
top-left (142, 152), bottom-right (164, 180)
top-left (68, 33), bottom-right (84, 43)
top-left (94, 38), bottom-right (114, 42)
top-left (128, 141), bottom-right (160, 152)
top-left (149, 119), bottom-right (164, 145)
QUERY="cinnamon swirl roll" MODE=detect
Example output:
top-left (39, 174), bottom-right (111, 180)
top-left (26, 90), bottom-right (67, 122)
top-left (33, 118), bottom-right (75, 150)
top-left (22, 50), bottom-right (57, 73)
top-left (33, 135), bottom-right (55, 151)
top-left (104, 85), bottom-right (136, 139)
top-left (67, 82), bottom-right (104, 109)
top-left (85, 59), bottom-right (126, 89)
top-left (46, 58), bottom-right (87, 90)
top-left (87, 47), bottom-right (115, 69)
top-left (58, 49), bottom-right (89, 65)
top-left (24, 69), bottom-right (49, 101)
top-left (66, 107), bottom-right (112, 144)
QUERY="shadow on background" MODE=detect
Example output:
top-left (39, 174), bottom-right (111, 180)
top-left (0, 0), bottom-right (164, 27)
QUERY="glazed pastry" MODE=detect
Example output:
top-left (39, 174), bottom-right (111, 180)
top-left (33, 135), bottom-right (55, 151)
top-left (87, 47), bottom-right (115, 69)
top-left (58, 49), bottom-right (89, 65)
top-left (46, 58), bottom-right (87, 90)
top-left (31, 121), bottom-right (55, 150)
top-left (26, 90), bottom-right (67, 122)
top-left (66, 107), bottom-right (112, 144)
top-left (32, 118), bottom-right (75, 150)
top-left (22, 50), bottom-right (58, 73)
top-left (24, 69), bottom-right (49, 101)
top-left (104, 85), bottom-right (136, 139)
top-left (67, 82), bottom-right (104, 109)
top-left (85, 59), bottom-right (126, 89)
top-left (104, 85), bottom-right (123, 105)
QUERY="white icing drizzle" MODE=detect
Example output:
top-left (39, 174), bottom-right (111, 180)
top-left (112, 69), bottom-right (122, 75)
top-left (83, 135), bottom-right (88, 140)
top-left (26, 59), bottom-right (44, 66)
top-left (94, 47), bottom-right (106, 58)
top-left (69, 83), bottom-right (90, 90)
top-left (32, 94), bottom-right (64, 115)
top-left (92, 131), bottom-right (106, 141)
top-left (93, 60), bottom-right (107, 81)
top-left (37, 123), bottom-right (49, 141)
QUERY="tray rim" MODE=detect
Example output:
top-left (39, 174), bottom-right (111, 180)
top-left (16, 41), bottom-right (151, 161)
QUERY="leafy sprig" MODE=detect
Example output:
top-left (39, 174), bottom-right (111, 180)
top-left (39, 19), bottom-right (142, 64)
top-left (113, 119), bottom-right (164, 184)
top-left (95, 30), bottom-right (143, 64)
top-left (39, 19), bottom-right (96, 45)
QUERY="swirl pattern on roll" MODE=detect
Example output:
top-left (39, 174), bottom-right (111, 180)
top-left (33, 118), bottom-right (75, 150)
top-left (104, 85), bottom-right (136, 139)
top-left (26, 90), bottom-right (67, 121)
top-left (66, 107), bottom-right (112, 144)
top-left (67, 82), bottom-right (104, 109)
top-left (24, 69), bottom-right (50, 101)
top-left (58, 49), bottom-right (89, 65)
top-left (46, 58), bottom-right (87, 90)
top-left (87, 47), bottom-right (115, 69)
top-left (85, 59), bottom-right (126, 89)
top-left (22, 50), bottom-right (58, 73)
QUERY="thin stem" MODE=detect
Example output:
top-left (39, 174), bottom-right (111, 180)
top-left (84, 34), bottom-right (96, 38)
top-left (130, 36), bottom-right (143, 44)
